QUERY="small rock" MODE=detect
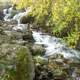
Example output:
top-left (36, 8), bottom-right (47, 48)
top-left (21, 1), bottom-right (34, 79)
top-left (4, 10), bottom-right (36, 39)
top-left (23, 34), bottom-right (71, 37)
top-left (0, 11), bottom-right (4, 20)
top-left (31, 44), bottom-right (45, 56)
top-left (12, 24), bottom-right (28, 32)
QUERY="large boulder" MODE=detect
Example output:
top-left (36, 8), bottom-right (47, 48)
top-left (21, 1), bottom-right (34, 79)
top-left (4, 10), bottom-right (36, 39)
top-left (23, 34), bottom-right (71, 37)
top-left (20, 16), bottom-right (34, 24)
top-left (22, 31), bottom-right (34, 42)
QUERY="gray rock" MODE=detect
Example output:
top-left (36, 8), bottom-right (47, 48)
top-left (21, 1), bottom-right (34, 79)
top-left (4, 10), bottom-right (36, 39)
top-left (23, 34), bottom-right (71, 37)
top-left (22, 31), bottom-right (34, 42)
top-left (31, 44), bottom-right (45, 56)
top-left (76, 37), bottom-right (80, 50)
top-left (0, 11), bottom-right (4, 20)
top-left (20, 16), bottom-right (34, 24)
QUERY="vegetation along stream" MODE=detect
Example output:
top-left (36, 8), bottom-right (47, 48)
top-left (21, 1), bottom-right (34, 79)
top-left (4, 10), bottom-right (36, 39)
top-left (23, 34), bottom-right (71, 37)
top-left (0, 0), bottom-right (80, 80)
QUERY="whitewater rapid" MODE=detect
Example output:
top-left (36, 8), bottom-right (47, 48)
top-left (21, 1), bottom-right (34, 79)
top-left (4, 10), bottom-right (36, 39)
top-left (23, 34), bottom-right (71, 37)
top-left (3, 6), bottom-right (80, 59)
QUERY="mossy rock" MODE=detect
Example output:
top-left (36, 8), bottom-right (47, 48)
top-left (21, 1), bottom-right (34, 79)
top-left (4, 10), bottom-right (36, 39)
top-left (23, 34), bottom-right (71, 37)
top-left (15, 47), bottom-right (34, 80)
top-left (31, 44), bottom-right (45, 56)
top-left (20, 16), bottom-right (34, 24)
top-left (0, 44), bottom-right (34, 80)
top-left (0, 11), bottom-right (4, 20)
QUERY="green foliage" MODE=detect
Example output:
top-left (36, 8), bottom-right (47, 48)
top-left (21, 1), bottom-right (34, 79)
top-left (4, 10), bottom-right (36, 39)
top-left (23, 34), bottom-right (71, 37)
top-left (63, 26), bottom-right (80, 48)
top-left (12, 0), bottom-right (80, 47)
top-left (12, 0), bottom-right (32, 9)
top-left (31, 0), bottom-right (52, 24)
top-left (12, 0), bottom-right (52, 25)
top-left (52, 0), bottom-right (80, 32)
top-left (15, 47), bottom-right (34, 80)
top-left (51, 0), bottom-right (80, 47)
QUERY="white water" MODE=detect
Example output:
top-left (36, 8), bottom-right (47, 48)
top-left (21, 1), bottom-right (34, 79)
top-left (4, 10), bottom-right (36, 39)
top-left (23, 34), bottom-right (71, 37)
top-left (32, 31), bottom-right (80, 59)
top-left (13, 7), bottom-right (31, 24)
top-left (3, 7), bottom-right (18, 21)
top-left (3, 6), bottom-right (80, 59)
top-left (3, 6), bottom-right (32, 32)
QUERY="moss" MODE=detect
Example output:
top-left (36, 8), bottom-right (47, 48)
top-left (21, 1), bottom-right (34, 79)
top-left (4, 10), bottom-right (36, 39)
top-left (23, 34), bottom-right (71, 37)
top-left (0, 45), bottom-right (34, 80)
top-left (12, 47), bottom-right (34, 80)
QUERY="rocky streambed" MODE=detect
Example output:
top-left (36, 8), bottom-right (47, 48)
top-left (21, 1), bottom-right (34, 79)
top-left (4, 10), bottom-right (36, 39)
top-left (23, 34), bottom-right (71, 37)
top-left (0, 4), bottom-right (80, 80)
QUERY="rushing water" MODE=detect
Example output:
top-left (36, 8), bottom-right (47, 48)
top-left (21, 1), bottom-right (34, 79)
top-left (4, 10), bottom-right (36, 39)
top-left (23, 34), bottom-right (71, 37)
top-left (32, 31), bottom-right (80, 59)
top-left (13, 7), bottom-right (32, 24)
top-left (3, 6), bottom-right (80, 59)
top-left (3, 6), bottom-right (32, 31)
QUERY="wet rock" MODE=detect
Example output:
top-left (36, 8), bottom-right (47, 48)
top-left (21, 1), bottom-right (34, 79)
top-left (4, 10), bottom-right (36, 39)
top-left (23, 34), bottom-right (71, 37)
top-left (12, 24), bottom-right (28, 32)
top-left (9, 20), bottom-right (18, 24)
top-left (34, 56), bottom-right (48, 66)
top-left (47, 54), bottom-right (80, 80)
top-left (0, 20), bottom-right (3, 26)
top-left (0, 21), bottom-right (17, 31)
top-left (9, 31), bottom-right (23, 40)
top-left (22, 31), bottom-right (34, 42)
top-left (34, 64), bottom-right (53, 80)
top-left (3, 20), bottom-right (17, 25)
top-left (0, 27), bottom-right (5, 35)
top-left (0, 11), bottom-right (4, 20)
top-left (48, 54), bottom-right (64, 59)
top-left (31, 44), bottom-right (45, 56)
top-left (20, 16), bottom-right (34, 24)
top-left (11, 40), bottom-right (28, 46)
top-left (0, 33), bottom-right (12, 44)
top-left (2, 30), bottom-right (23, 42)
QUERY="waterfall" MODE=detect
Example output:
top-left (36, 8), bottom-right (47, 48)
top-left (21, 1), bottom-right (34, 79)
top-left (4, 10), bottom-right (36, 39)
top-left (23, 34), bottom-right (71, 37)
top-left (13, 7), bottom-right (32, 24)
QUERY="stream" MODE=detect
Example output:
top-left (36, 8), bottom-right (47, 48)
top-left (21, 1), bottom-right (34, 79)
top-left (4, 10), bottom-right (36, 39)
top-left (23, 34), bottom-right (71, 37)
top-left (3, 5), bottom-right (80, 59)
top-left (1, 4), bottom-right (80, 80)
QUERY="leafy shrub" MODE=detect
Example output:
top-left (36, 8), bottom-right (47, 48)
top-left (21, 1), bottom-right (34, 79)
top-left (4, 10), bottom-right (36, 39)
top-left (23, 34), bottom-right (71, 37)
top-left (51, 0), bottom-right (80, 47)
top-left (11, 0), bottom-right (32, 9)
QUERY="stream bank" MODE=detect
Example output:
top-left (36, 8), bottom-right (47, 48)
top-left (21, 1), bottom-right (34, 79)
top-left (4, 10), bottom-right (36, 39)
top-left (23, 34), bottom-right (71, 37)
top-left (0, 3), bottom-right (80, 80)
